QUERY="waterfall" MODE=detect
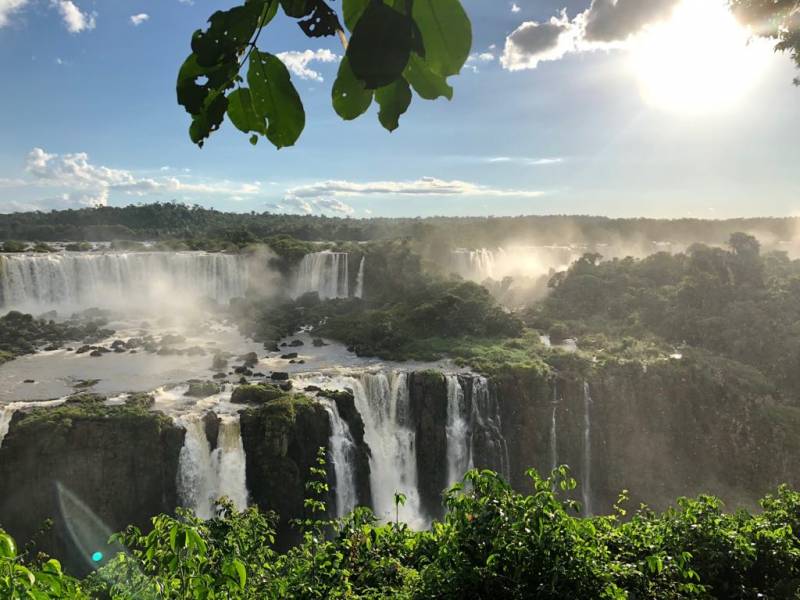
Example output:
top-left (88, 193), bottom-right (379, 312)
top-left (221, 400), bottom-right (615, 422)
top-left (293, 251), bottom-right (350, 300)
top-left (354, 256), bottom-right (365, 299)
top-left (452, 248), bottom-right (496, 281)
top-left (445, 375), bottom-right (470, 487)
top-left (321, 399), bottom-right (358, 517)
top-left (350, 372), bottom-right (424, 526)
top-left (549, 382), bottom-right (558, 473)
top-left (582, 381), bottom-right (593, 516)
top-left (176, 413), bottom-right (249, 519)
top-left (0, 252), bottom-right (250, 311)
top-left (211, 416), bottom-right (249, 512)
top-left (0, 398), bottom-right (69, 449)
top-left (469, 376), bottom-right (510, 480)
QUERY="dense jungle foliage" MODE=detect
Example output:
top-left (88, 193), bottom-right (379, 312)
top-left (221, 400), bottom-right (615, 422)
top-left (534, 233), bottom-right (800, 397)
top-left (3, 203), bottom-right (800, 249)
top-left (5, 466), bottom-right (800, 599)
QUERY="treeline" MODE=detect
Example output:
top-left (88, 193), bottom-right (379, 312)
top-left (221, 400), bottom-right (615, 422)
top-left (2, 202), bottom-right (800, 248)
top-left (534, 233), bottom-right (800, 397)
top-left (5, 468), bottom-right (800, 598)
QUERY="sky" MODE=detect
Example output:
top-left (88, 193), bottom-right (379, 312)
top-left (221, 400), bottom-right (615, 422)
top-left (0, 0), bottom-right (798, 219)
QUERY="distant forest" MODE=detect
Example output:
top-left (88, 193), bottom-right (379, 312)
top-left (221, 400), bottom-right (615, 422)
top-left (1, 203), bottom-right (800, 248)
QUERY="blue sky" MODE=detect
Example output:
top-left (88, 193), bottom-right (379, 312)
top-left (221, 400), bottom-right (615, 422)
top-left (0, 0), bottom-right (798, 218)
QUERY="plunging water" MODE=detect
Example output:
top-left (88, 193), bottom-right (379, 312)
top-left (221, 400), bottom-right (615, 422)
top-left (0, 252), bottom-right (250, 311)
top-left (321, 399), bottom-right (359, 518)
top-left (350, 372), bottom-right (424, 526)
top-left (176, 413), bottom-right (248, 519)
top-left (293, 251), bottom-right (349, 299)
top-left (445, 375), bottom-right (470, 486)
top-left (582, 381), bottom-right (593, 516)
top-left (469, 376), bottom-right (510, 480)
top-left (354, 256), bottom-right (365, 299)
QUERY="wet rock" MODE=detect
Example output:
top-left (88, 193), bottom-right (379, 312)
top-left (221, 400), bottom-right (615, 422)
top-left (304, 385), bottom-right (321, 392)
top-left (184, 381), bottom-right (221, 398)
top-left (280, 353), bottom-right (298, 360)
top-left (279, 381), bottom-right (293, 392)
top-left (211, 354), bottom-right (228, 371)
top-left (231, 383), bottom-right (284, 405)
top-left (234, 366), bottom-right (253, 376)
top-left (312, 338), bottom-right (327, 347)
top-left (270, 372), bottom-right (289, 381)
top-left (239, 352), bottom-right (259, 368)
top-left (203, 412), bottom-right (221, 451)
top-left (288, 339), bottom-right (304, 347)
top-left (75, 345), bottom-right (92, 354)
top-left (23, 379), bottom-right (34, 384)
top-left (212, 372), bottom-right (227, 380)
top-left (43, 344), bottom-right (60, 352)
top-left (89, 350), bottom-right (103, 357)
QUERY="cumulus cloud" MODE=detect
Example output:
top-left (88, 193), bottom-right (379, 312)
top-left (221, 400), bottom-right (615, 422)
top-left (581, 0), bottom-right (681, 43)
top-left (465, 51), bottom-right (496, 72)
top-left (501, 12), bottom-right (575, 71)
top-left (501, 0), bottom-right (683, 70)
top-left (130, 13), bottom-right (149, 26)
top-left (52, 0), bottom-right (95, 33)
top-left (511, 3), bottom-right (520, 13)
top-left (13, 148), bottom-right (262, 210)
top-left (287, 176), bottom-right (544, 200)
top-left (276, 49), bottom-right (339, 82)
top-left (0, 0), bottom-right (30, 28)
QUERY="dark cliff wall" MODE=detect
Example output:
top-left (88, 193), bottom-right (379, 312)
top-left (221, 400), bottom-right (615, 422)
top-left (332, 391), bottom-right (372, 510)
top-left (240, 396), bottom-right (331, 548)
top-left (494, 353), bottom-right (800, 515)
top-left (0, 402), bottom-right (183, 574)
top-left (409, 371), bottom-right (448, 521)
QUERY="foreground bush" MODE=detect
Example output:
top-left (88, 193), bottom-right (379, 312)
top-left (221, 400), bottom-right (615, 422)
top-left (4, 469), bottom-right (800, 598)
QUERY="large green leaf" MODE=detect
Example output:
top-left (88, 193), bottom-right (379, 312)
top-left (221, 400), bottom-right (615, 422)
top-left (342, 0), bottom-right (369, 32)
top-left (248, 50), bottom-right (306, 148)
top-left (412, 0), bottom-right (472, 77)
top-left (279, 0), bottom-right (315, 18)
top-left (332, 57), bottom-right (374, 120)
top-left (227, 88), bottom-right (268, 137)
top-left (192, 0), bottom-right (276, 68)
top-left (347, 1), bottom-right (413, 89)
top-left (404, 53), bottom-right (453, 100)
top-left (376, 78), bottom-right (412, 132)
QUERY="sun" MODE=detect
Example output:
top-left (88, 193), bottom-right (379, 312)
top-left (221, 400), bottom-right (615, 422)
top-left (631, 0), bottom-right (773, 115)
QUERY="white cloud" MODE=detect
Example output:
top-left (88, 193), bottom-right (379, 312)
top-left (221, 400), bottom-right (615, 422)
top-left (286, 176), bottom-right (544, 200)
top-left (130, 13), bottom-right (149, 26)
top-left (276, 49), bottom-right (339, 82)
top-left (511, 3), bottom-right (520, 13)
top-left (11, 148), bottom-right (262, 210)
top-left (465, 51), bottom-right (496, 72)
top-left (52, 0), bottom-right (95, 33)
top-left (501, 12), bottom-right (575, 71)
top-left (501, 0), bottom-right (685, 71)
top-left (0, 0), bottom-right (29, 28)
top-left (486, 156), bottom-right (564, 166)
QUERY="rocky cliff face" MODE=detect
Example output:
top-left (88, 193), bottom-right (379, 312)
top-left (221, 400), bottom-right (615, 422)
top-left (239, 396), bottom-right (331, 548)
top-left (495, 352), bottom-right (800, 514)
top-left (0, 397), bottom-right (184, 574)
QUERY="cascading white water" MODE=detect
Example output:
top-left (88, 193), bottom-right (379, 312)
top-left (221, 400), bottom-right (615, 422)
top-left (0, 398), bottom-right (69, 448)
top-left (350, 372), bottom-right (424, 526)
top-left (470, 376), bottom-right (510, 480)
top-left (321, 399), bottom-right (358, 517)
top-left (550, 383), bottom-right (558, 473)
top-left (211, 416), bottom-right (249, 512)
top-left (582, 381), bottom-right (593, 516)
top-left (176, 413), bottom-right (249, 519)
top-left (354, 256), bottom-right (365, 299)
top-left (293, 251), bottom-right (349, 299)
top-left (0, 252), bottom-right (250, 311)
top-left (445, 375), bottom-right (470, 486)
top-left (452, 248), bottom-right (496, 281)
